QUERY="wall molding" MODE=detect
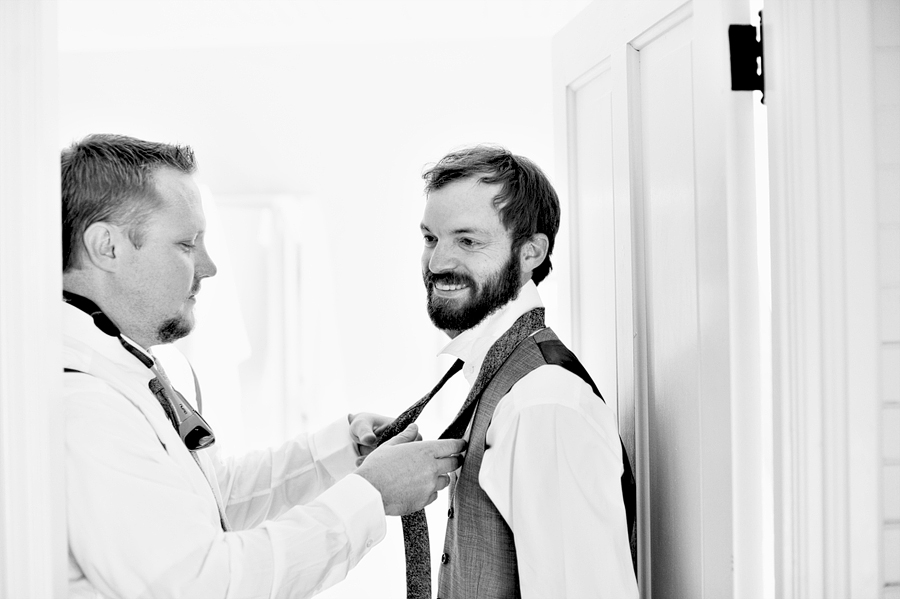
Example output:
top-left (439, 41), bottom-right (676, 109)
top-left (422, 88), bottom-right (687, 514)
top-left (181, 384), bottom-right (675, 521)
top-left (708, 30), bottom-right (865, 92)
top-left (0, 0), bottom-right (66, 595)
top-left (765, 0), bottom-right (881, 597)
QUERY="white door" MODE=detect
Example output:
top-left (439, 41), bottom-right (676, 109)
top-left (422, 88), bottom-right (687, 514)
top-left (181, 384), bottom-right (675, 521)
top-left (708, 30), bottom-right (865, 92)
top-left (552, 1), bottom-right (760, 597)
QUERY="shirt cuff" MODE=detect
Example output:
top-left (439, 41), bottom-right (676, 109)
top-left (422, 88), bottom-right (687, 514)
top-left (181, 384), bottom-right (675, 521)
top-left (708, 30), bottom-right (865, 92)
top-left (316, 472), bottom-right (387, 552)
top-left (308, 416), bottom-right (359, 482)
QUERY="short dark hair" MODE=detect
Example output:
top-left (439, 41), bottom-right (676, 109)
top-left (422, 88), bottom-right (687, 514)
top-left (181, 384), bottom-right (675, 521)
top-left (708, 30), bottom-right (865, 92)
top-left (61, 134), bottom-right (196, 271)
top-left (423, 145), bottom-right (560, 285)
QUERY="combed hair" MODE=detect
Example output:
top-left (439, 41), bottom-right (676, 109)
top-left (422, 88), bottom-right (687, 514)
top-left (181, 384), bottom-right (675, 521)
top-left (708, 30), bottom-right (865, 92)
top-left (422, 144), bottom-right (560, 285)
top-left (61, 134), bottom-right (196, 271)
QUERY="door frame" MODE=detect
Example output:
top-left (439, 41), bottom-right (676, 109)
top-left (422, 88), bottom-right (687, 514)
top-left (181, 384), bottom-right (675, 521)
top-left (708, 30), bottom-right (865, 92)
top-left (765, 1), bottom-right (882, 596)
top-left (0, 0), bottom-right (67, 595)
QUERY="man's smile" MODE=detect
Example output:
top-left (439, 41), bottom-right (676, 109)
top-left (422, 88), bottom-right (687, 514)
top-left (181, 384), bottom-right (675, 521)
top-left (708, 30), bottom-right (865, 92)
top-left (434, 281), bottom-right (469, 292)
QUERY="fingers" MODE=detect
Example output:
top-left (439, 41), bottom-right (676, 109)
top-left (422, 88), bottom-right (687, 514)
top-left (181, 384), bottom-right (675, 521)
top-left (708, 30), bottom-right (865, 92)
top-left (349, 414), bottom-right (379, 446)
top-left (428, 438), bottom-right (467, 458)
top-left (381, 423), bottom-right (419, 446)
top-left (434, 454), bottom-right (463, 475)
top-left (436, 473), bottom-right (451, 491)
top-left (372, 421), bottom-right (390, 440)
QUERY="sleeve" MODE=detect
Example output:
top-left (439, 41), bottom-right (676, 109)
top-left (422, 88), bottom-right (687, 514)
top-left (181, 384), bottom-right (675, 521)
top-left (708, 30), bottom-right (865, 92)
top-left (212, 417), bottom-right (361, 529)
top-left (65, 378), bottom-right (386, 599)
top-left (479, 366), bottom-right (638, 599)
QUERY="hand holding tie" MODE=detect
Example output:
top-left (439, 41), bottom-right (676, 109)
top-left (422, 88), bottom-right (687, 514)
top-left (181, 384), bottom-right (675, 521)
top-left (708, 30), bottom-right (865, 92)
top-left (355, 423), bottom-right (466, 516)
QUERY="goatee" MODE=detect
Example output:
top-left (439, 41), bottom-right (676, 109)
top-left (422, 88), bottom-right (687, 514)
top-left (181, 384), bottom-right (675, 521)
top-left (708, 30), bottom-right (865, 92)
top-left (424, 253), bottom-right (522, 333)
top-left (157, 316), bottom-right (193, 344)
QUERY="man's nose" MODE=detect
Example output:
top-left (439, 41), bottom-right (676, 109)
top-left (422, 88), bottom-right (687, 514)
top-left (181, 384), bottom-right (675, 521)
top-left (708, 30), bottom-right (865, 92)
top-left (198, 245), bottom-right (218, 279)
top-left (427, 242), bottom-right (458, 274)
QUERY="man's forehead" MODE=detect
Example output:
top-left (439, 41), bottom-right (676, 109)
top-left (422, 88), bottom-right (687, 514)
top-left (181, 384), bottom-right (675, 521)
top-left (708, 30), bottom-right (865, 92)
top-left (152, 166), bottom-right (197, 194)
top-left (421, 201), bottom-right (508, 241)
top-left (146, 169), bottom-right (205, 227)
top-left (425, 176), bottom-right (503, 210)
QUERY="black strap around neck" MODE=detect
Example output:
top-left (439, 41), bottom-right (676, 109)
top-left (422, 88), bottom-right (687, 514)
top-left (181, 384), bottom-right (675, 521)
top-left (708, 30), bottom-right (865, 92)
top-left (63, 291), bottom-right (154, 368)
top-left (63, 291), bottom-right (121, 337)
top-left (62, 291), bottom-right (214, 449)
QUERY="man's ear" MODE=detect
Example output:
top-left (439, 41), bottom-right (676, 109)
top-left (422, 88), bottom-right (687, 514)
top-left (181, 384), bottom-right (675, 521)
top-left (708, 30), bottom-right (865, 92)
top-left (518, 233), bottom-right (549, 278)
top-left (81, 222), bottom-right (126, 273)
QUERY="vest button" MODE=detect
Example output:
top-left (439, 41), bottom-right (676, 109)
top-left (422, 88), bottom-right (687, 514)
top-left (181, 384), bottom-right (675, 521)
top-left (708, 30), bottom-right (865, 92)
top-left (441, 552), bottom-right (450, 564)
top-left (447, 506), bottom-right (454, 518)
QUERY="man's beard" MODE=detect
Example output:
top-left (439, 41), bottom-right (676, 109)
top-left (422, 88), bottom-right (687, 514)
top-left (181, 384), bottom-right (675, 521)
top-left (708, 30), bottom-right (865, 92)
top-left (157, 316), bottom-right (193, 344)
top-left (156, 281), bottom-right (201, 344)
top-left (424, 252), bottom-right (522, 333)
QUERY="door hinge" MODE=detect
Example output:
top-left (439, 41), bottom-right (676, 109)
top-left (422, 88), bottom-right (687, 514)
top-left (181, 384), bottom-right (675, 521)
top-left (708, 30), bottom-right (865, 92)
top-left (728, 11), bottom-right (765, 104)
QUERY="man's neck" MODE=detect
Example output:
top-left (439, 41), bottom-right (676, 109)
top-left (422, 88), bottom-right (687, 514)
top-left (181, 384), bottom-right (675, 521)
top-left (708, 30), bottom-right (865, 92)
top-left (63, 277), bottom-right (153, 350)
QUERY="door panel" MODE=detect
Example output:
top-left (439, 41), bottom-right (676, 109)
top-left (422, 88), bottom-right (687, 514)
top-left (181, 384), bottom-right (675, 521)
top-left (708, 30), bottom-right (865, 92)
top-left (553, 1), bottom-right (755, 596)
top-left (633, 12), bottom-right (704, 596)
top-left (567, 61), bottom-right (619, 415)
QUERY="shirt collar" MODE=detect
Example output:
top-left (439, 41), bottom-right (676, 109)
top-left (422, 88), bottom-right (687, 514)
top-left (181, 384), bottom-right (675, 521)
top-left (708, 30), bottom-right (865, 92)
top-left (62, 301), bottom-right (155, 376)
top-left (439, 279), bottom-right (543, 385)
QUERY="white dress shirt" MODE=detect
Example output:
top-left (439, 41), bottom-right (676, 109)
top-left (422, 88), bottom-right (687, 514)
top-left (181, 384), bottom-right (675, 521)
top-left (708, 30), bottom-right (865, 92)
top-left (439, 281), bottom-right (638, 599)
top-left (62, 302), bottom-right (386, 599)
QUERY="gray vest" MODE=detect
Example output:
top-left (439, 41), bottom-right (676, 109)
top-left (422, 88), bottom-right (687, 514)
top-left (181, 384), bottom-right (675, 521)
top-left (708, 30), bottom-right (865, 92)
top-left (437, 327), bottom-right (558, 599)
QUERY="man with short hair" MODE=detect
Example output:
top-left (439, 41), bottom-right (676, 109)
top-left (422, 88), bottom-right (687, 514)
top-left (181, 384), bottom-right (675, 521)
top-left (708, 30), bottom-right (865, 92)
top-left (61, 133), bottom-right (465, 598)
top-left (408, 145), bottom-right (638, 598)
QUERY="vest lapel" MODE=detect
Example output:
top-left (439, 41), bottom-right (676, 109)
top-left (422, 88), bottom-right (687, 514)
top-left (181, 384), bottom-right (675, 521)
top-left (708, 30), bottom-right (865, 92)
top-left (439, 308), bottom-right (546, 440)
top-left (376, 307), bottom-right (546, 599)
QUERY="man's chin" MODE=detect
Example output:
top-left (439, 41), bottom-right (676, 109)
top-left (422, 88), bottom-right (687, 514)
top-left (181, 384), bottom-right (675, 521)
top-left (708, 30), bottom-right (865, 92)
top-left (427, 301), bottom-right (485, 333)
top-left (156, 315), bottom-right (194, 344)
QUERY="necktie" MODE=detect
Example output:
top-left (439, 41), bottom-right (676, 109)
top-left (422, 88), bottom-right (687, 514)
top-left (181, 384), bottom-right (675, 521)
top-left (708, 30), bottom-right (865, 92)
top-left (376, 359), bottom-right (462, 599)
top-left (150, 360), bottom-right (231, 532)
top-left (379, 307), bottom-right (546, 599)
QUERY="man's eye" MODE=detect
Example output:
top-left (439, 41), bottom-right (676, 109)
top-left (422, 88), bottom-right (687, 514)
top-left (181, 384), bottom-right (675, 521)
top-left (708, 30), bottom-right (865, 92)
top-left (459, 238), bottom-right (476, 247)
top-left (180, 242), bottom-right (196, 251)
top-left (423, 235), bottom-right (437, 246)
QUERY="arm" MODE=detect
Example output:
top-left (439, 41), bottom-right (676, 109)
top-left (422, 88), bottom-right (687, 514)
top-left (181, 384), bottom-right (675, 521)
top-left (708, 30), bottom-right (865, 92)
top-left (212, 412), bottom-right (424, 529)
top-left (211, 416), bottom-right (366, 529)
top-left (66, 380), bottom-right (385, 599)
top-left (480, 366), bottom-right (638, 599)
top-left (67, 379), bottom-right (461, 599)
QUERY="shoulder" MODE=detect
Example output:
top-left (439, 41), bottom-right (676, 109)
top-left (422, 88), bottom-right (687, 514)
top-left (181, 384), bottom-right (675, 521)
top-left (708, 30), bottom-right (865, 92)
top-left (507, 363), bottom-right (598, 412)
top-left (490, 363), bottom-right (618, 433)
top-left (63, 366), bottom-right (174, 459)
top-left (487, 364), bottom-right (623, 457)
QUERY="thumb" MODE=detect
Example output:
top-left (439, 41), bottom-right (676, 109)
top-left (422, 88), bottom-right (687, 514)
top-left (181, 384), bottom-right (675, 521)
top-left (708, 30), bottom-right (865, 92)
top-left (382, 423), bottom-right (418, 446)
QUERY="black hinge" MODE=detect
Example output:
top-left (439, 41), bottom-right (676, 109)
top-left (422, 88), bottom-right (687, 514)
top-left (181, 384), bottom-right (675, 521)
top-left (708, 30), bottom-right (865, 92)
top-left (729, 11), bottom-right (765, 104)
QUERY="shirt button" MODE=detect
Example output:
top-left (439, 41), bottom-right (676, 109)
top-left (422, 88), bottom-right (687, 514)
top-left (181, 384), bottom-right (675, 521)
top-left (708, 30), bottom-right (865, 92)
top-left (447, 507), bottom-right (454, 518)
top-left (366, 539), bottom-right (373, 548)
top-left (441, 553), bottom-right (450, 564)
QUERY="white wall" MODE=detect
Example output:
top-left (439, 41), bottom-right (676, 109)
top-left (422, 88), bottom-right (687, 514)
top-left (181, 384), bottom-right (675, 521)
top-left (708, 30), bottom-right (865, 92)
top-left (58, 15), bottom-right (562, 596)
top-left (59, 37), bottom-right (557, 433)
top-left (873, 0), bottom-right (900, 595)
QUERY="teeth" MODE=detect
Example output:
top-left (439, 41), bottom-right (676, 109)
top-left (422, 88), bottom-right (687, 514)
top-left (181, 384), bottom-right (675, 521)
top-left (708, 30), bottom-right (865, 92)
top-left (436, 282), bottom-right (466, 291)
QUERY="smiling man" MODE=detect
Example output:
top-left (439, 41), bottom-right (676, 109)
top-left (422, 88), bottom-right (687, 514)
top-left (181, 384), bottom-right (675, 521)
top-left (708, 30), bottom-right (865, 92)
top-left (59, 134), bottom-right (465, 598)
top-left (409, 145), bottom-right (638, 598)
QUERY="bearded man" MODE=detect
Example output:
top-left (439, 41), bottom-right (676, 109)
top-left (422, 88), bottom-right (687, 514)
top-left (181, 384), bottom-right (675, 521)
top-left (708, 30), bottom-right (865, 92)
top-left (397, 145), bottom-right (638, 598)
